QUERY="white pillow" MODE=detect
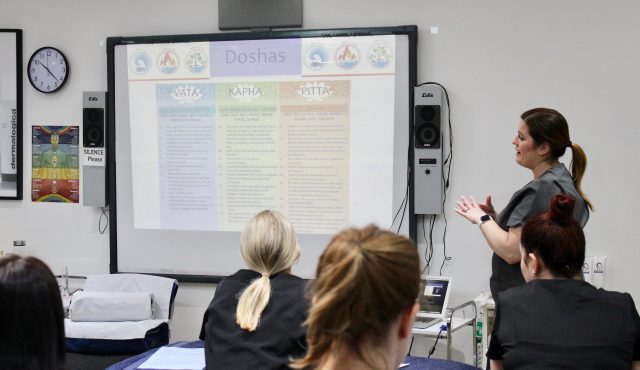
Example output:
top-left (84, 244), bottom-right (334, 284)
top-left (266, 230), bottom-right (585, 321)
top-left (69, 291), bottom-right (153, 322)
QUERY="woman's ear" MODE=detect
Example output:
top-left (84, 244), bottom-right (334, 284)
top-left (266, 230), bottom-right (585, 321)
top-left (536, 141), bottom-right (551, 157)
top-left (398, 303), bottom-right (419, 339)
top-left (528, 252), bottom-right (541, 275)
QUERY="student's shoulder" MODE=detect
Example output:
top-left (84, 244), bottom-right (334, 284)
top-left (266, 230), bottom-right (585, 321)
top-left (271, 274), bottom-right (308, 299)
top-left (595, 288), bottom-right (634, 308)
top-left (217, 270), bottom-right (258, 290)
top-left (275, 272), bottom-right (307, 287)
top-left (499, 283), bottom-right (530, 299)
top-left (498, 282), bottom-right (540, 308)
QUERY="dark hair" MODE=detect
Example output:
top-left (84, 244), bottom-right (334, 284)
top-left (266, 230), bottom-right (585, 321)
top-left (521, 108), bottom-right (593, 210)
top-left (0, 255), bottom-right (65, 370)
top-left (291, 225), bottom-right (420, 369)
top-left (521, 194), bottom-right (585, 278)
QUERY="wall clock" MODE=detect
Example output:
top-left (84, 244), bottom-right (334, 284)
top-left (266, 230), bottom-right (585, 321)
top-left (27, 47), bottom-right (69, 93)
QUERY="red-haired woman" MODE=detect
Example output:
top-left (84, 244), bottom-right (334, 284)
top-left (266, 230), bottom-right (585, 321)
top-left (488, 194), bottom-right (639, 369)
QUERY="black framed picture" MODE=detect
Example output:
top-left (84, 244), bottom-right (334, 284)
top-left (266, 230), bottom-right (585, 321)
top-left (0, 29), bottom-right (22, 200)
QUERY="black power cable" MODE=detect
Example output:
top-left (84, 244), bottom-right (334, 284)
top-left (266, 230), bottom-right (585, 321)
top-left (390, 126), bottom-right (412, 234)
top-left (428, 324), bottom-right (448, 358)
top-left (421, 214), bottom-right (436, 274)
top-left (99, 206), bottom-right (109, 234)
top-left (407, 336), bottom-right (415, 356)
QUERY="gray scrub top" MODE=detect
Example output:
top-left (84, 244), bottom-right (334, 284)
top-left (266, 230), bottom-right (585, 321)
top-left (490, 163), bottom-right (590, 301)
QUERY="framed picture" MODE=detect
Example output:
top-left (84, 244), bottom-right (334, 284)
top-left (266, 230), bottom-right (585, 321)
top-left (0, 29), bottom-right (22, 200)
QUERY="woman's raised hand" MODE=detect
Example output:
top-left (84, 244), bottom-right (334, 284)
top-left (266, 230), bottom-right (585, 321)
top-left (455, 195), bottom-right (486, 224)
top-left (478, 196), bottom-right (496, 219)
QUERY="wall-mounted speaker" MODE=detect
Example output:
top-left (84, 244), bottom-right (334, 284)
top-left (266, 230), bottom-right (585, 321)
top-left (82, 91), bottom-right (107, 207)
top-left (414, 105), bottom-right (441, 148)
top-left (413, 85), bottom-right (444, 214)
top-left (83, 107), bottom-right (104, 148)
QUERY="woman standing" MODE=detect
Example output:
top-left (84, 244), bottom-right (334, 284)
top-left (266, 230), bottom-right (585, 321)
top-left (456, 108), bottom-right (591, 301)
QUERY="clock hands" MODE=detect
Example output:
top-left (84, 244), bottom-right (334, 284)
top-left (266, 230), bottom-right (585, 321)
top-left (37, 62), bottom-right (59, 82)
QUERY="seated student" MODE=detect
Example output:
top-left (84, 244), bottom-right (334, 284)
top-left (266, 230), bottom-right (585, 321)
top-left (291, 225), bottom-right (420, 370)
top-left (0, 255), bottom-right (66, 370)
top-left (488, 194), bottom-right (640, 370)
top-left (199, 210), bottom-right (308, 370)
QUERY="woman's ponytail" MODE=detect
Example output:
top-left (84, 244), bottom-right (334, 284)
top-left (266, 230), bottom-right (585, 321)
top-left (235, 273), bottom-right (272, 331)
top-left (235, 210), bottom-right (300, 332)
top-left (569, 143), bottom-right (593, 210)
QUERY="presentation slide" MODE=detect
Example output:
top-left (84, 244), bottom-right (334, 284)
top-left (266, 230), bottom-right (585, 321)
top-left (111, 28), bottom-right (414, 279)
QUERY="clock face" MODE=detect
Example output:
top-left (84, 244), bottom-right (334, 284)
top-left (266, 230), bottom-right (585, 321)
top-left (28, 47), bottom-right (69, 93)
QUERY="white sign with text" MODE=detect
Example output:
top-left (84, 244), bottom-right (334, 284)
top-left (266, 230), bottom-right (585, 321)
top-left (82, 147), bottom-right (105, 167)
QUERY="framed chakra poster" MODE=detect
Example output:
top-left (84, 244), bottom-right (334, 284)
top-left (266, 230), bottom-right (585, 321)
top-left (32, 126), bottom-right (80, 203)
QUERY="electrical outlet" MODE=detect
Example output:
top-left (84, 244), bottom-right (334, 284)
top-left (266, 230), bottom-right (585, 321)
top-left (592, 256), bottom-right (606, 288)
top-left (582, 256), bottom-right (594, 284)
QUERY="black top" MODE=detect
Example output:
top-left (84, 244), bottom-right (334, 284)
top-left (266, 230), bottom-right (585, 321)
top-left (491, 164), bottom-right (589, 300)
top-left (488, 279), bottom-right (640, 369)
top-left (199, 269), bottom-right (309, 370)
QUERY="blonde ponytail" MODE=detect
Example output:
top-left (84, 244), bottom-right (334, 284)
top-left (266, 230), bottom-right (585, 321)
top-left (235, 274), bottom-right (272, 331)
top-left (235, 210), bottom-right (300, 332)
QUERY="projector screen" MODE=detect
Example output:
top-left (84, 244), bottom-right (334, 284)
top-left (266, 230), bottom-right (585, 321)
top-left (107, 26), bottom-right (418, 282)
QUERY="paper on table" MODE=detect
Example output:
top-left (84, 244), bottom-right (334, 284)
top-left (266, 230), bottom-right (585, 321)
top-left (138, 347), bottom-right (205, 369)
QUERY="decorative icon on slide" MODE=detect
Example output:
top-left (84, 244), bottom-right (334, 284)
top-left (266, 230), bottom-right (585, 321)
top-left (157, 49), bottom-right (179, 74)
top-left (304, 45), bottom-right (329, 70)
top-left (170, 85), bottom-right (203, 104)
top-left (335, 44), bottom-right (359, 69)
top-left (129, 51), bottom-right (151, 75)
top-left (186, 47), bottom-right (207, 73)
top-left (297, 81), bottom-right (332, 102)
top-left (368, 43), bottom-right (392, 68)
top-left (229, 84), bottom-right (263, 103)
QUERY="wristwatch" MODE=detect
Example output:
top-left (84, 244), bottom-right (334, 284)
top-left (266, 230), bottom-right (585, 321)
top-left (478, 214), bottom-right (492, 228)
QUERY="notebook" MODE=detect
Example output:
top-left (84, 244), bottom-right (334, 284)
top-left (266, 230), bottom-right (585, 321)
top-left (413, 276), bottom-right (452, 329)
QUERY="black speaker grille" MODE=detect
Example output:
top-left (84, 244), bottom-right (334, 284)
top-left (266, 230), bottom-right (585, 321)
top-left (83, 108), bottom-right (104, 147)
top-left (414, 105), bottom-right (441, 148)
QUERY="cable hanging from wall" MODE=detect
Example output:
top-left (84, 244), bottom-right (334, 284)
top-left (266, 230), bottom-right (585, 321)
top-left (99, 206), bottom-right (109, 234)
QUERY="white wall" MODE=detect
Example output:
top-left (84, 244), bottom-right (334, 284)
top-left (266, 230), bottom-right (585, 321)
top-left (1, 0), bottom-right (639, 364)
